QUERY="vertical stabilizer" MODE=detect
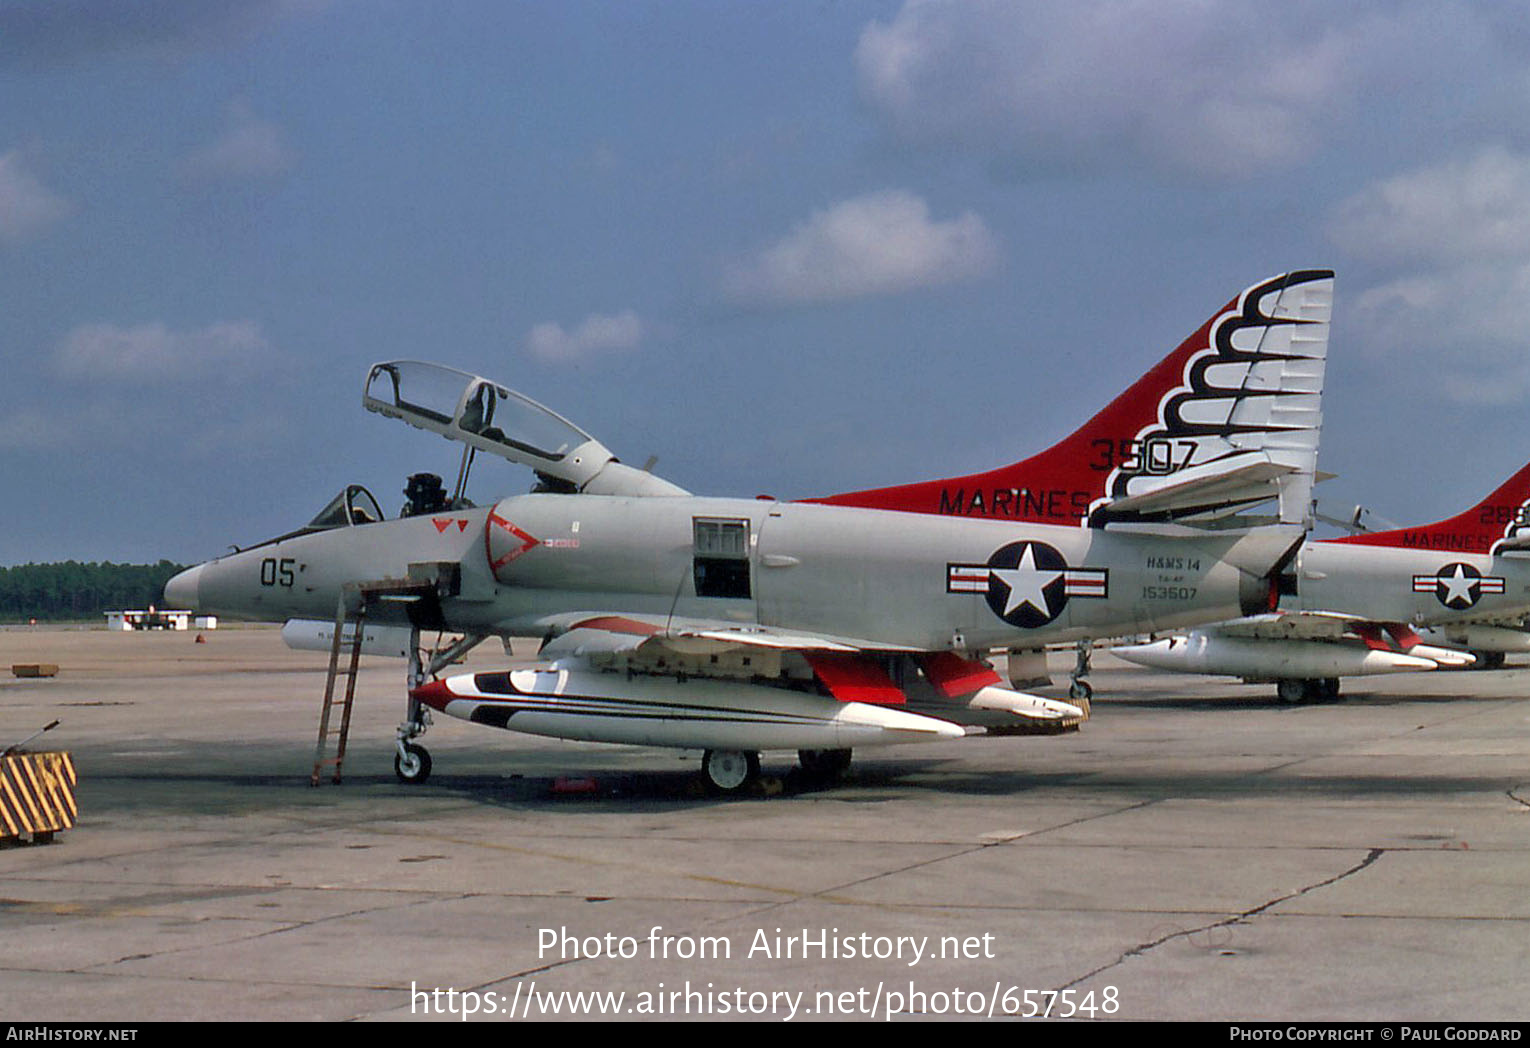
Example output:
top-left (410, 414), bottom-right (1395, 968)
top-left (1328, 462), bottom-right (1530, 555)
top-left (808, 271), bottom-right (1333, 529)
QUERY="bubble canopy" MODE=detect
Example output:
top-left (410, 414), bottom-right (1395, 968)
top-left (362, 361), bottom-right (687, 497)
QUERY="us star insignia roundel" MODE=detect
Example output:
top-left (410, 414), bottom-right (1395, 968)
top-left (947, 541), bottom-right (1109, 628)
top-left (1412, 562), bottom-right (1505, 611)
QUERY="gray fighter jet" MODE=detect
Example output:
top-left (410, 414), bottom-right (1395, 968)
top-left (166, 270), bottom-right (1333, 791)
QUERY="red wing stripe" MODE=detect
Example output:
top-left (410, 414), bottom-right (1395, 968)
top-left (1352, 623), bottom-right (1390, 651)
top-left (919, 652), bottom-right (1001, 699)
top-left (805, 654), bottom-right (906, 705)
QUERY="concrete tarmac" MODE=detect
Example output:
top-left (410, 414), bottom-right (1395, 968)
top-left (1, 626), bottom-right (1527, 1022)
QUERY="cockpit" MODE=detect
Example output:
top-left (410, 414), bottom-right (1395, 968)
top-left (305, 484), bottom-right (384, 530)
top-left (237, 361), bottom-right (687, 554)
top-left (232, 482), bottom-right (390, 552)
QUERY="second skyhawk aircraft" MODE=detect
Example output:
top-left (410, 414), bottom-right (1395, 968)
top-left (1115, 463), bottom-right (1530, 701)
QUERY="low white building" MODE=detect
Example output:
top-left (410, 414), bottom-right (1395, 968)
top-left (104, 609), bottom-right (216, 631)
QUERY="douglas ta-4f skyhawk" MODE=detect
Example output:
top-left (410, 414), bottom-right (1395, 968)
top-left (1113, 462), bottom-right (1530, 702)
top-left (165, 270), bottom-right (1333, 791)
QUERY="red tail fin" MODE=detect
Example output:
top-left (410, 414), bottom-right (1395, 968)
top-left (806, 271), bottom-right (1334, 527)
top-left (1328, 462), bottom-right (1530, 555)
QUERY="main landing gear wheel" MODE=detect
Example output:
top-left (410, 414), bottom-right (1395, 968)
top-left (798, 748), bottom-right (853, 779)
top-left (395, 741), bottom-right (432, 784)
top-left (1276, 678), bottom-right (1340, 705)
top-left (1276, 679), bottom-right (1306, 705)
top-left (702, 749), bottom-right (760, 793)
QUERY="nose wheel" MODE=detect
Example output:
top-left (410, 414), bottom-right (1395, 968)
top-left (395, 630), bottom-right (435, 784)
top-left (702, 749), bottom-right (760, 793)
top-left (395, 741), bottom-right (432, 784)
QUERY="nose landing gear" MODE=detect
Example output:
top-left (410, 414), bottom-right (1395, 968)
top-left (393, 629), bottom-right (488, 785)
top-left (395, 740), bottom-right (432, 784)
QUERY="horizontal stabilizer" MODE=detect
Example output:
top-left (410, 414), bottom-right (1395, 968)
top-left (1093, 453), bottom-right (1296, 522)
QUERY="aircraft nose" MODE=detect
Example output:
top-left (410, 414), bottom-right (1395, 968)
top-left (409, 679), bottom-right (455, 713)
top-left (163, 563), bottom-right (204, 609)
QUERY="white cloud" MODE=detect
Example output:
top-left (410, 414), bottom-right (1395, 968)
top-left (1329, 145), bottom-right (1530, 265)
top-left (853, 2), bottom-right (1424, 180)
top-left (1330, 147), bottom-right (1530, 404)
top-left (1349, 264), bottom-right (1530, 399)
top-left (0, 151), bottom-right (70, 241)
top-left (723, 189), bottom-right (999, 305)
top-left (56, 320), bottom-right (271, 380)
top-left (526, 311), bottom-right (644, 362)
top-left (180, 100), bottom-right (296, 181)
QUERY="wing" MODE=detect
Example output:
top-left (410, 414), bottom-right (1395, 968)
top-left (534, 612), bottom-right (883, 658)
top-left (531, 612), bottom-right (1085, 729)
top-left (1212, 610), bottom-right (1369, 642)
top-left (1115, 610), bottom-right (1476, 679)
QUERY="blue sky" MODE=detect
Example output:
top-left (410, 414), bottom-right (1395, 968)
top-left (4, 1), bottom-right (1529, 564)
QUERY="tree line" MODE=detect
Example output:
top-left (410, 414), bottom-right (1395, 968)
top-left (0, 561), bottom-right (188, 623)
